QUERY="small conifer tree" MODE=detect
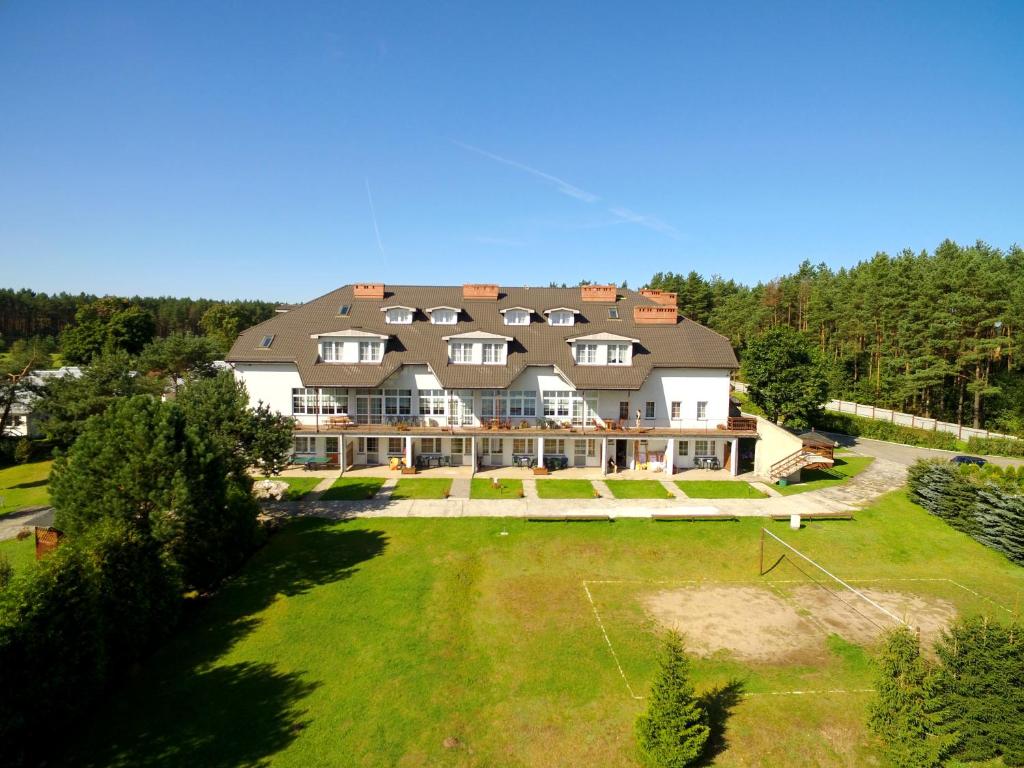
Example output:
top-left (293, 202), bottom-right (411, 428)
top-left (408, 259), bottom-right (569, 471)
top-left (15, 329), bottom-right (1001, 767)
top-left (868, 626), bottom-right (953, 767)
top-left (636, 631), bottom-right (709, 768)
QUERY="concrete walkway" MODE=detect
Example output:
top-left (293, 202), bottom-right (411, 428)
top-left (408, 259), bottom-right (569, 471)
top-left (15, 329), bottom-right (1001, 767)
top-left (261, 454), bottom-right (909, 521)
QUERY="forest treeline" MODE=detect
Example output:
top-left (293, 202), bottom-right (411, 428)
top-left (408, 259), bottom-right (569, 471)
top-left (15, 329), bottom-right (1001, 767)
top-left (648, 239), bottom-right (1022, 433)
top-left (0, 289), bottom-right (278, 356)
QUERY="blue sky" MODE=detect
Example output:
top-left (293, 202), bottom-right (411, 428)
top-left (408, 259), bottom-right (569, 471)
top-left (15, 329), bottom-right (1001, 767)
top-left (1, 1), bottom-right (1022, 302)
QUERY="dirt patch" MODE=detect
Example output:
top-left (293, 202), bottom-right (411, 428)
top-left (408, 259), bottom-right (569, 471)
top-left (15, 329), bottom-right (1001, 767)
top-left (643, 584), bottom-right (958, 662)
top-left (788, 586), bottom-right (957, 646)
top-left (644, 586), bottom-right (821, 662)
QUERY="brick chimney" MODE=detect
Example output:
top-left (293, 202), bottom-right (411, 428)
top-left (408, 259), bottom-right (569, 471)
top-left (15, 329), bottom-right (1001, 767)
top-left (633, 305), bottom-right (678, 324)
top-left (580, 284), bottom-right (617, 302)
top-left (639, 289), bottom-right (677, 307)
top-left (353, 283), bottom-right (385, 299)
top-left (463, 284), bottom-right (499, 300)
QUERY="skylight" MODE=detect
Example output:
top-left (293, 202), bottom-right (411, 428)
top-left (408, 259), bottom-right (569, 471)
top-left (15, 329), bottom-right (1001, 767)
top-left (338, 304), bottom-right (351, 316)
top-left (608, 307), bottom-right (620, 319)
top-left (259, 334), bottom-right (275, 348)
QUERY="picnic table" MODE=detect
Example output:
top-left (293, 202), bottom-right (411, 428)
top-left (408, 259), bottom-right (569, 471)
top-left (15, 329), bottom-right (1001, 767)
top-left (416, 454), bottom-right (451, 469)
top-left (695, 455), bottom-right (720, 470)
top-left (512, 454), bottom-right (536, 468)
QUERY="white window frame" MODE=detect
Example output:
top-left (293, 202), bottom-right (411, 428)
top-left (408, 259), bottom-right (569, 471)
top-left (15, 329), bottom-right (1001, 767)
top-left (320, 340), bottom-right (344, 362)
top-left (607, 344), bottom-right (629, 365)
top-left (504, 309), bottom-right (530, 326)
top-left (548, 310), bottom-right (574, 326)
top-left (482, 342), bottom-right (505, 365)
top-left (418, 389), bottom-right (447, 416)
top-left (697, 401), bottom-right (708, 420)
top-left (678, 440), bottom-right (689, 457)
top-left (575, 344), bottom-right (597, 365)
top-left (358, 341), bottom-right (383, 363)
top-left (385, 308), bottom-right (413, 325)
top-left (450, 342), bottom-right (473, 364)
top-left (694, 439), bottom-right (715, 456)
top-left (430, 308), bottom-right (457, 325)
top-left (671, 401), bottom-right (681, 419)
top-left (508, 390), bottom-right (537, 418)
top-left (293, 436), bottom-right (316, 455)
top-left (645, 401), bottom-right (656, 419)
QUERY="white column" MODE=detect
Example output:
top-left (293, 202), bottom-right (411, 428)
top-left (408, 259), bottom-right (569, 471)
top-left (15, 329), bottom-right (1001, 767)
top-left (339, 434), bottom-right (345, 475)
top-left (538, 436), bottom-right (545, 468)
top-left (405, 436), bottom-right (413, 469)
top-left (601, 438), bottom-right (608, 476)
top-left (731, 438), bottom-right (739, 477)
top-left (470, 436), bottom-right (477, 474)
top-left (666, 438), bottom-right (675, 476)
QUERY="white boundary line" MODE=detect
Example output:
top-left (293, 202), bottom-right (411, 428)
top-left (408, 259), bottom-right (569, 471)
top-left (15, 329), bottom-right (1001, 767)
top-left (583, 576), bottom-right (1016, 700)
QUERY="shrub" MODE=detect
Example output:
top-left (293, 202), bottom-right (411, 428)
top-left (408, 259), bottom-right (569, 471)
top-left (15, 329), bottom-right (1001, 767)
top-left (815, 412), bottom-right (959, 450)
top-left (0, 554), bottom-right (12, 590)
top-left (967, 436), bottom-right (1024, 458)
top-left (13, 438), bottom-right (32, 464)
top-left (868, 626), bottom-right (953, 767)
top-left (636, 632), bottom-right (709, 768)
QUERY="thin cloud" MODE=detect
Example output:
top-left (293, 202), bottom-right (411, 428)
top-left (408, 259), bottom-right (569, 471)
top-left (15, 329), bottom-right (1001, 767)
top-left (454, 140), bottom-right (681, 239)
top-left (364, 178), bottom-right (385, 257)
top-left (453, 140), bottom-right (600, 203)
top-left (607, 206), bottom-right (682, 239)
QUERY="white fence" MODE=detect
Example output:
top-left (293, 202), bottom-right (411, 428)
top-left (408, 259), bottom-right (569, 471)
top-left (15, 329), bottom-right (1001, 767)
top-left (732, 381), bottom-right (1017, 442)
top-left (825, 400), bottom-right (1017, 442)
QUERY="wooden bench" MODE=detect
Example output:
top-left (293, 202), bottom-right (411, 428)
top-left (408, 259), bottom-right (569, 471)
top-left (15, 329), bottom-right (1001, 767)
top-left (770, 511), bottom-right (854, 521)
top-left (527, 514), bottom-right (612, 523)
top-left (327, 416), bottom-right (353, 429)
top-left (653, 513), bottom-right (739, 522)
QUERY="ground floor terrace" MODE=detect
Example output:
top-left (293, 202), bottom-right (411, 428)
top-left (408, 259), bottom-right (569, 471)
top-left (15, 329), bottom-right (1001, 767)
top-left (290, 427), bottom-right (758, 477)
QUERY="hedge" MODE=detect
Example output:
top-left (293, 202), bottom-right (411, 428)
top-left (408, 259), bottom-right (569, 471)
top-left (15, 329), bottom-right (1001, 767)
top-left (967, 435), bottom-right (1024, 458)
top-left (814, 412), bottom-right (960, 450)
top-left (908, 460), bottom-right (1024, 564)
top-left (0, 521), bottom-right (180, 766)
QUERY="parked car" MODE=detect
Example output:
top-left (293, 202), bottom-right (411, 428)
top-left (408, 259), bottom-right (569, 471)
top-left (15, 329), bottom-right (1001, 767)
top-left (950, 455), bottom-right (987, 467)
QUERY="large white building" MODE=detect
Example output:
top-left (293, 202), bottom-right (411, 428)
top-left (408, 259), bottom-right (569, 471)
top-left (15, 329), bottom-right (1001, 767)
top-left (227, 283), bottom-right (786, 476)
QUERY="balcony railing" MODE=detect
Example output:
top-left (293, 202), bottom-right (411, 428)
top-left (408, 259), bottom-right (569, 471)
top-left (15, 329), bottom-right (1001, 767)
top-left (727, 416), bottom-right (758, 431)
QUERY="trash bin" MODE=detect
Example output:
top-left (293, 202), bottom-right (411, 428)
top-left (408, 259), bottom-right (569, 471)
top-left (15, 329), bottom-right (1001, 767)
top-left (778, 478), bottom-right (789, 487)
top-left (790, 513), bottom-right (801, 530)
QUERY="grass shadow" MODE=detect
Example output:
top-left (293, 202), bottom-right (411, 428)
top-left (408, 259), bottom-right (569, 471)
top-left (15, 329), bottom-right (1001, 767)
top-left (58, 519), bottom-right (388, 767)
top-left (697, 678), bottom-right (745, 766)
top-left (6, 478), bottom-right (48, 490)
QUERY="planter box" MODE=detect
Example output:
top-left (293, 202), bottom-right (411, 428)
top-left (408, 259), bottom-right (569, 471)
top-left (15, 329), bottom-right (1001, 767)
top-left (532, 467), bottom-right (549, 475)
top-left (401, 467), bottom-right (418, 475)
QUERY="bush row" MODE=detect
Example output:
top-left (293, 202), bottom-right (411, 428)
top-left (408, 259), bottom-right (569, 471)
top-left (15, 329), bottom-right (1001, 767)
top-left (814, 411), bottom-right (960, 450)
top-left (908, 460), bottom-right (1024, 564)
top-left (967, 435), bottom-right (1024, 457)
top-left (0, 522), bottom-right (181, 765)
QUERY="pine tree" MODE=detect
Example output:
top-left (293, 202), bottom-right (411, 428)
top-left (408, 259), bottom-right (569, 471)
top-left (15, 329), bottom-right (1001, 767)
top-left (868, 626), bottom-right (953, 767)
top-left (636, 632), bottom-right (709, 768)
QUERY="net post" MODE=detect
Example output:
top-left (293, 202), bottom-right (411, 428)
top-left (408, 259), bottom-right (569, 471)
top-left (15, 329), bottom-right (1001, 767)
top-left (759, 527), bottom-right (765, 575)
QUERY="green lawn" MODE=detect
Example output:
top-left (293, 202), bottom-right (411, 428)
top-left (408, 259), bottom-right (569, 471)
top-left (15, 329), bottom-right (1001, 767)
top-left (0, 460), bottom-right (53, 515)
top-left (676, 480), bottom-right (769, 499)
top-left (54, 490), bottom-right (1024, 767)
top-left (776, 454), bottom-right (875, 496)
top-left (470, 478), bottom-right (524, 500)
top-left (535, 479), bottom-right (596, 499)
top-left (0, 535), bottom-right (37, 574)
top-left (319, 477), bottom-right (385, 501)
top-left (256, 476), bottom-right (321, 501)
top-left (603, 479), bottom-right (672, 499)
top-left (391, 478), bottom-right (452, 500)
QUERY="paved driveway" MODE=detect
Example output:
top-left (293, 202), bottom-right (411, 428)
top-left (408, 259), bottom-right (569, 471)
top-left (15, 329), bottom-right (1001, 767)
top-left (0, 506), bottom-right (53, 541)
top-left (822, 433), bottom-right (1024, 468)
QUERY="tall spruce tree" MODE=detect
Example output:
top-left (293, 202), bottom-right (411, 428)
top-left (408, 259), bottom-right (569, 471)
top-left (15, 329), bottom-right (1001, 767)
top-left (636, 632), bottom-right (709, 768)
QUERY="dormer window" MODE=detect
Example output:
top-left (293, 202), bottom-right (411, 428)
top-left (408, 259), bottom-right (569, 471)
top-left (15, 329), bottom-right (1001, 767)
top-left (358, 341), bottom-right (383, 362)
top-left (427, 306), bottom-right (459, 325)
top-left (382, 306), bottom-right (414, 324)
top-left (450, 342), bottom-right (473, 364)
top-left (608, 344), bottom-right (630, 364)
top-left (575, 344), bottom-right (597, 364)
top-left (482, 342), bottom-right (506, 365)
top-left (501, 307), bottom-right (531, 326)
top-left (321, 340), bottom-right (343, 361)
top-left (544, 308), bottom-right (579, 326)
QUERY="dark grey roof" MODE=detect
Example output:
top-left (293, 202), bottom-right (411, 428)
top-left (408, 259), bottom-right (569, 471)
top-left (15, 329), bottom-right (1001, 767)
top-left (227, 285), bottom-right (739, 390)
top-left (800, 430), bottom-right (838, 447)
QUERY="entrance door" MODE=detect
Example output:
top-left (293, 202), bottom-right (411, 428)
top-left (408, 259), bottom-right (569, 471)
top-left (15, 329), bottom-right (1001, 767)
top-left (614, 439), bottom-right (627, 470)
top-left (365, 437), bottom-right (379, 465)
top-left (325, 437), bottom-right (339, 467)
top-left (723, 441), bottom-right (732, 472)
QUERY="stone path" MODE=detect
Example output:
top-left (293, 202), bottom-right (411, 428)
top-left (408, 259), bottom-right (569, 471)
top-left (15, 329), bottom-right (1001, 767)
top-left (260, 452), bottom-right (910, 522)
top-left (661, 480), bottom-right (686, 499)
top-left (449, 478), bottom-right (471, 499)
top-left (592, 479), bottom-right (612, 498)
top-left (749, 481), bottom-right (781, 498)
